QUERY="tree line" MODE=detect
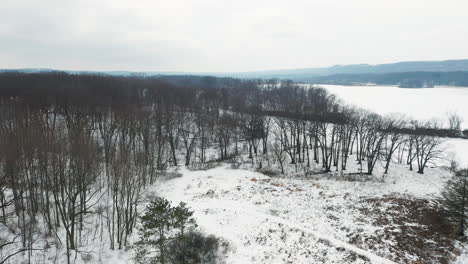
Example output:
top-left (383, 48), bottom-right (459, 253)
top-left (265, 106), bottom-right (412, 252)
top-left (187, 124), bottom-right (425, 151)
top-left (301, 71), bottom-right (468, 87)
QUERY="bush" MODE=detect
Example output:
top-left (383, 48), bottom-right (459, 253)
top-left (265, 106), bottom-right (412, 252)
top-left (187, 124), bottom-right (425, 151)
top-left (163, 171), bottom-right (183, 180)
top-left (167, 231), bottom-right (222, 264)
top-left (256, 168), bottom-right (280, 177)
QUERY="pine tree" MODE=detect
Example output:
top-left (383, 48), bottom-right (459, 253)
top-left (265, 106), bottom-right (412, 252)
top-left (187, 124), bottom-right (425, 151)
top-left (441, 168), bottom-right (468, 236)
top-left (135, 197), bottom-right (196, 264)
top-left (137, 197), bottom-right (174, 264)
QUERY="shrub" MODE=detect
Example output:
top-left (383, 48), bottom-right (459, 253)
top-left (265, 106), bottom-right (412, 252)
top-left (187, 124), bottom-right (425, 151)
top-left (167, 231), bottom-right (222, 264)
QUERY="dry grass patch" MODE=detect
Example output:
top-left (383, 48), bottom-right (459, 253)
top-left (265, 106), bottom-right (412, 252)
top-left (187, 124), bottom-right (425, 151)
top-left (352, 196), bottom-right (457, 263)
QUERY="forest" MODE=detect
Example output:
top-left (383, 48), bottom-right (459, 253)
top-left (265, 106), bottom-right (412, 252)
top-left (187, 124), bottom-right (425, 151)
top-left (0, 71), bottom-right (465, 263)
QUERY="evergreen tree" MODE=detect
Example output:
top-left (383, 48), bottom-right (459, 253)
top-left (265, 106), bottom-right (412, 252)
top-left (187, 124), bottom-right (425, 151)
top-left (135, 197), bottom-right (197, 264)
top-left (441, 167), bottom-right (468, 236)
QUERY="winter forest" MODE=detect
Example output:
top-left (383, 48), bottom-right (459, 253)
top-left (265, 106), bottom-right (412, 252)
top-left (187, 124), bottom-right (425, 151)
top-left (0, 71), bottom-right (467, 264)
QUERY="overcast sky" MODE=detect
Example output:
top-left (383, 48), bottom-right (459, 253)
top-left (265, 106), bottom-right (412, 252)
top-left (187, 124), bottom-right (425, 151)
top-left (2, 0), bottom-right (468, 72)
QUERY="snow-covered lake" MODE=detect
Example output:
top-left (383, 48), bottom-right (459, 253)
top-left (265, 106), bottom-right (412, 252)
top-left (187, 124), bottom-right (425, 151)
top-left (320, 84), bottom-right (468, 165)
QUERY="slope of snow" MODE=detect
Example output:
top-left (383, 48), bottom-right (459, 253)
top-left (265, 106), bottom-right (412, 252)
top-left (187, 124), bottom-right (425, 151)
top-left (150, 163), bottom-right (452, 263)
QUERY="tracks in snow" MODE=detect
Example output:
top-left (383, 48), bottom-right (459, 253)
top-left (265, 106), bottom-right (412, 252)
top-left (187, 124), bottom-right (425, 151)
top-left (155, 166), bottom-right (397, 264)
top-left (189, 200), bottom-right (397, 264)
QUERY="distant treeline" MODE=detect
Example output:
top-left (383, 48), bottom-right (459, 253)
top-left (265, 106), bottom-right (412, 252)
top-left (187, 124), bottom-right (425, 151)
top-left (302, 71), bottom-right (468, 87)
top-left (0, 71), bottom-right (465, 132)
top-left (0, 71), bottom-right (344, 121)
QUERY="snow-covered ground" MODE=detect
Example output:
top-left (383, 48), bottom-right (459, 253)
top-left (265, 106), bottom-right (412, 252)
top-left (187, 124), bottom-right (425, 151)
top-left (320, 84), bottom-right (468, 165)
top-left (149, 162), bottom-right (455, 264)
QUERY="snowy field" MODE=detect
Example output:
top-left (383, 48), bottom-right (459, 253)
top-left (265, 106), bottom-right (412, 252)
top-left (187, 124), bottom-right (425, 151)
top-left (149, 162), bottom-right (457, 264)
top-left (320, 84), bottom-right (468, 165)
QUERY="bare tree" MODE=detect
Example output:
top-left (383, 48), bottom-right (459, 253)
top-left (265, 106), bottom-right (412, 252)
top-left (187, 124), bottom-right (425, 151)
top-left (382, 115), bottom-right (407, 174)
top-left (271, 127), bottom-right (287, 174)
top-left (412, 121), bottom-right (445, 174)
top-left (447, 111), bottom-right (463, 131)
top-left (364, 114), bottom-right (386, 175)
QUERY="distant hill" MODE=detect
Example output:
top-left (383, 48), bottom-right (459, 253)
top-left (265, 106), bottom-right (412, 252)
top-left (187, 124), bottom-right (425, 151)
top-left (224, 59), bottom-right (468, 80)
top-left (3, 59), bottom-right (468, 87)
top-left (219, 59), bottom-right (468, 86)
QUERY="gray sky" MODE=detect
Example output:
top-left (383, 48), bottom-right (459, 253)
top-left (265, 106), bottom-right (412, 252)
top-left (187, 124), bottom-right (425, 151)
top-left (2, 0), bottom-right (468, 72)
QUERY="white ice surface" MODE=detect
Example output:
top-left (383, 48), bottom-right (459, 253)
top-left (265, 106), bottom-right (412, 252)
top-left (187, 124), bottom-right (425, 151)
top-left (320, 84), bottom-right (468, 165)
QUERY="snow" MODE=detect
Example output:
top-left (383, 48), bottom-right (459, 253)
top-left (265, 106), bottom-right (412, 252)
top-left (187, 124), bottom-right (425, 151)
top-left (320, 85), bottom-right (468, 130)
top-left (444, 138), bottom-right (468, 166)
top-left (150, 163), bottom-right (451, 263)
top-left (454, 243), bottom-right (468, 264)
top-left (319, 84), bottom-right (468, 165)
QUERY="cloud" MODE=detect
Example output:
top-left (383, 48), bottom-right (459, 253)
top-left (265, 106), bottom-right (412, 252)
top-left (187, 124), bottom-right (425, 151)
top-left (1, 0), bottom-right (468, 72)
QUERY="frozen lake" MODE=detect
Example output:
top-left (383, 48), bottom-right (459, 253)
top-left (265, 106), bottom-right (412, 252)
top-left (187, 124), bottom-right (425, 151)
top-left (320, 84), bottom-right (468, 165)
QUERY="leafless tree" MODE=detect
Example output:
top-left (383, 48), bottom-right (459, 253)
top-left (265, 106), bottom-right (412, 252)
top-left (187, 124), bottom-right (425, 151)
top-left (447, 111), bottom-right (463, 131)
top-left (382, 115), bottom-right (407, 174)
